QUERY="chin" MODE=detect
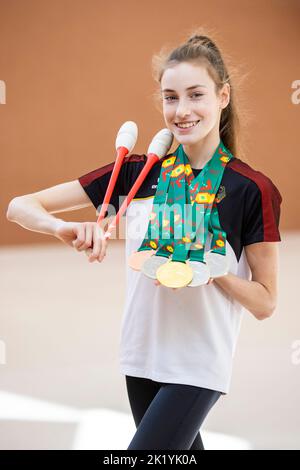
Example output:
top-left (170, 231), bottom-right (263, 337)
top-left (175, 133), bottom-right (203, 145)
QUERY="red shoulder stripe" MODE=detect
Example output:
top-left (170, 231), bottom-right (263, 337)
top-left (78, 154), bottom-right (146, 186)
top-left (228, 158), bottom-right (282, 241)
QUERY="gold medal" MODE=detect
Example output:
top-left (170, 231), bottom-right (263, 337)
top-left (156, 261), bottom-right (193, 288)
top-left (128, 249), bottom-right (156, 271)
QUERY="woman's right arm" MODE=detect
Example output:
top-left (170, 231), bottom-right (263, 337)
top-left (6, 180), bottom-right (108, 262)
top-left (6, 180), bottom-right (93, 235)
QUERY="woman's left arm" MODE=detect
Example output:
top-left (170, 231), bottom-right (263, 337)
top-left (213, 241), bottom-right (279, 321)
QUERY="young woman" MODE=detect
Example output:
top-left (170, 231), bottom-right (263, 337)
top-left (7, 33), bottom-right (282, 450)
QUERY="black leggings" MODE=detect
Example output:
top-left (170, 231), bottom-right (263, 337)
top-left (125, 375), bottom-right (221, 450)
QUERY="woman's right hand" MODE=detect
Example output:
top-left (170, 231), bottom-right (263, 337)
top-left (54, 220), bottom-right (108, 263)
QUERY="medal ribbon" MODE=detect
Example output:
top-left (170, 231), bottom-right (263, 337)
top-left (136, 140), bottom-right (233, 264)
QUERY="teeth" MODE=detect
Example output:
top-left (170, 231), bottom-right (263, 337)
top-left (176, 121), bottom-right (199, 129)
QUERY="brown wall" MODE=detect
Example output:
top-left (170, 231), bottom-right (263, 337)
top-left (1, 0), bottom-right (299, 245)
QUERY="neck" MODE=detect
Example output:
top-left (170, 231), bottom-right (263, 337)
top-left (182, 132), bottom-right (221, 169)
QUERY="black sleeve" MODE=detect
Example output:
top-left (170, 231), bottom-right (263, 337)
top-left (77, 154), bottom-right (147, 217)
top-left (242, 177), bottom-right (282, 246)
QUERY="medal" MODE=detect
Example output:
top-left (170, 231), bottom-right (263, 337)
top-left (205, 250), bottom-right (230, 278)
top-left (187, 260), bottom-right (210, 287)
top-left (130, 140), bottom-right (234, 289)
top-left (141, 254), bottom-right (169, 279)
top-left (128, 249), bottom-right (156, 271)
top-left (128, 153), bottom-right (176, 273)
top-left (156, 261), bottom-right (193, 288)
top-left (204, 203), bottom-right (230, 278)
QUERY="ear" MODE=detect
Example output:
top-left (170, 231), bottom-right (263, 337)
top-left (219, 83), bottom-right (230, 109)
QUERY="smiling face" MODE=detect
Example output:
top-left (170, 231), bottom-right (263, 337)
top-left (160, 62), bottom-right (229, 146)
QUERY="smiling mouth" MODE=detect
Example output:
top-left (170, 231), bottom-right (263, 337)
top-left (175, 120), bottom-right (200, 129)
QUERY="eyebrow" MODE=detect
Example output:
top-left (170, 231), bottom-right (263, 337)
top-left (161, 85), bottom-right (207, 92)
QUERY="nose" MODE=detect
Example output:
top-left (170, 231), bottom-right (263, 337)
top-left (175, 98), bottom-right (191, 121)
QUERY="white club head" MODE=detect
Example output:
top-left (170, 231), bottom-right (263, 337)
top-left (115, 121), bottom-right (138, 152)
top-left (147, 128), bottom-right (174, 158)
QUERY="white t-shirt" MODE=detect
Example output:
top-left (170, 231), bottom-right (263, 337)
top-left (78, 148), bottom-right (282, 394)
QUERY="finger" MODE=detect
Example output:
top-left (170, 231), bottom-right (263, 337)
top-left (72, 224), bottom-right (86, 250)
top-left (98, 239), bottom-right (107, 262)
top-left (85, 247), bottom-right (92, 257)
top-left (98, 227), bottom-right (108, 262)
top-left (79, 223), bottom-right (94, 251)
top-left (89, 225), bottom-right (102, 262)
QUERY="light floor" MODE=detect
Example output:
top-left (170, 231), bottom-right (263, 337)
top-left (0, 232), bottom-right (299, 450)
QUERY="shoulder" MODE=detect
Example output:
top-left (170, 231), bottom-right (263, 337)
top-left (121, 152), bottom-right (173, 182)
top-left (226, 157), bottom-right (282, 244)
top-left (122, 152), bottom-right (171, 168)
top-left (225, 157), bottom-right (282, 205)
top-left (123, 153), bottom-right (147, 165)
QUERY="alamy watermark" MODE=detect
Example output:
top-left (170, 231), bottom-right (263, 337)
top-left (0, 340), bottom-right (6, 365)
top-left (291, 340), bottom-right (300, 365)
top-left (0, 80), bottom-right (6, 104)
top-left (291, 80), bottom-right (300, 104)
top-left (98, 198), bottom-right (206, 245)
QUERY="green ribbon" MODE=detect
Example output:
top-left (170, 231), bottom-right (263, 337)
top-left (137, 140), bottom-right (233, 265)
